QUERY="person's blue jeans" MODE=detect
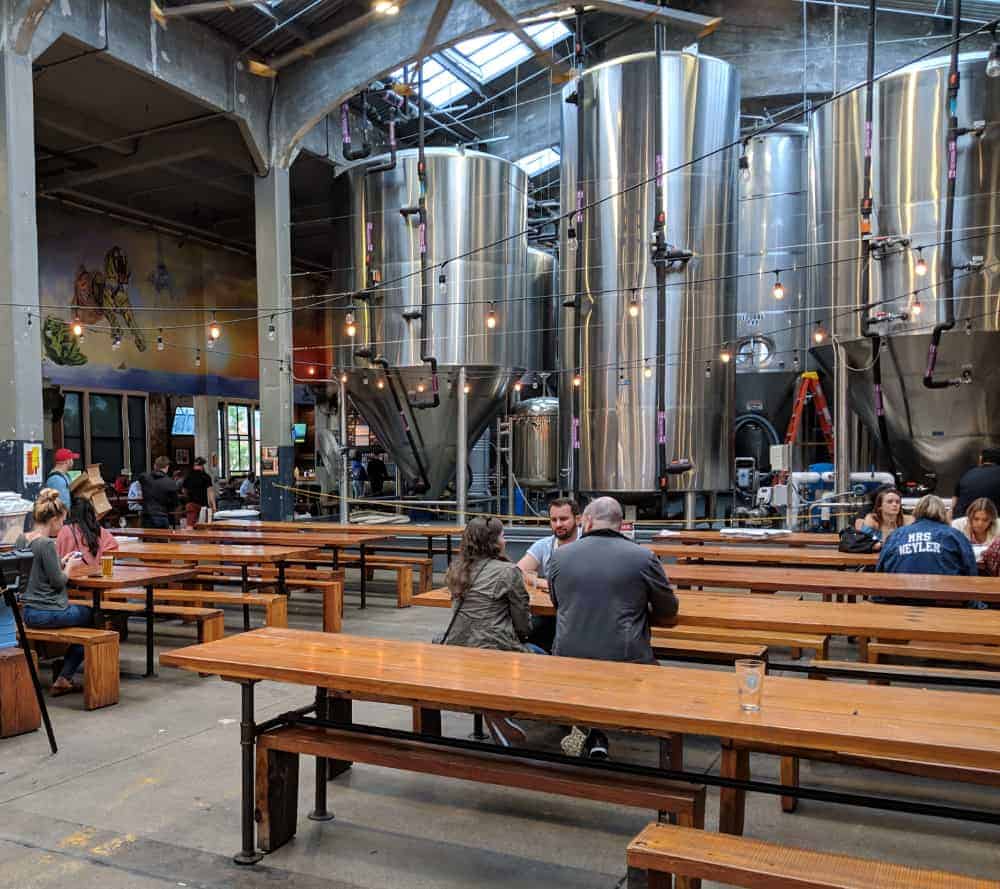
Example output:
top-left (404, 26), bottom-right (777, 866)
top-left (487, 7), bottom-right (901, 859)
top-left (144, 514), bottom-right (170, 529)
top-left (24, 605), bottom-right (93, 680)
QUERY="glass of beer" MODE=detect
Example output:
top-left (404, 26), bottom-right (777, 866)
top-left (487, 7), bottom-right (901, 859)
top-left (735, 658), bottom-right (765, 712)
top-left (101, 553), bottom-right (114, 578)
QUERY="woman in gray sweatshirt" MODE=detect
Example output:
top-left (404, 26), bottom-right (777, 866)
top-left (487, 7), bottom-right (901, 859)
top-left (16, 488), bottom-right (87, 695)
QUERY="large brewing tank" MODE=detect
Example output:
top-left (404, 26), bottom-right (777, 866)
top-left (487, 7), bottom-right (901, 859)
top-left (559, 51), bottom-right (739, 498)
top-left (735, 125), bottom-right (809, 470)
top-left (527, 247), bottom-right (557, 376)
top-left (334, 148), bottom-right (536, 497)
top-left (511, 397), bottom-right (559, 488)
top-left (808, 53), bottom-right (1000, 491)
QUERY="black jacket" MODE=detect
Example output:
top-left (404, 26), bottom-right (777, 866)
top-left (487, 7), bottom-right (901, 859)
top-left (139, 470), bottom-right (178, 519)
top-left (548, 528), bottom-right (678, 664)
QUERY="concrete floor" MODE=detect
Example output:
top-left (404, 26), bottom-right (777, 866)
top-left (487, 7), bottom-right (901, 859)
top-left (1, 577), bottom-right (999, 889)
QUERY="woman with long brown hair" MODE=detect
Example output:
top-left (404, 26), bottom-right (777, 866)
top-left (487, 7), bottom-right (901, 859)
top-left (952, 497), bottom-right (1000, 547)
top-left (860, 486), bottom-right (912, 550)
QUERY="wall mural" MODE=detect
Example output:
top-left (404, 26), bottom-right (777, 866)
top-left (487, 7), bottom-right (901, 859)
top-left (38, 203), bottom-right (327, 399)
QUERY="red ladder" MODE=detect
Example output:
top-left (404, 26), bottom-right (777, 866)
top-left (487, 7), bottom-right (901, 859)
top-left (785, 371), bottom-right (835, 457)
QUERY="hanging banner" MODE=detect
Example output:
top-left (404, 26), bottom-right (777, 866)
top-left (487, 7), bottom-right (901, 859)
top-left (23, 443), bottom-right (42, 485)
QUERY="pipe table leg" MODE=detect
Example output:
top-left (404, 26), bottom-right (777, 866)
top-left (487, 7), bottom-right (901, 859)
top-left (144, 585), bottom-right (155, 677)
top-left (308, 687), bottom-right (335, 821)
top-left (234, 680), bottom-right (263, 865)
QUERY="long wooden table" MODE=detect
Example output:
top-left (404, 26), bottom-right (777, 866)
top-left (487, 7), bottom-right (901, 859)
top-left (665, 563), bottom-right (1000, 603)
top-left (648, 543), bottom-right (877, 568)
top-left (113, 541), bottom-right (321, 598)
top-left (652, 530), bottom-right (841, 547)
top-left (412, 587), bottom-right (1000, 647)
top-left (115, 529), bottom-right (388, 607)
top-left (69, 563), bottom-right (197, 676)
top-left (161, 628), bottom-right (1000, 860)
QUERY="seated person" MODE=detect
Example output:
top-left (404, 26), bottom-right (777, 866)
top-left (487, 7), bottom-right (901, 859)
top-left (875, 495), bottom-right (977, 603)
top-left (56, 496), bottom-right (119, 568)
top-left (548, 496), bottom-right (678, 759)
top-left (238, 472), bottom-right (258, 503)
top-left (857, 486), bottom-right (911, 550)
top-left (516, 497), bottom-right (580, 592)
top-left (443, 516), bottom-right (534, 747)
top-left (951, 497), bottom-right (1000, 547)
top-left (982, 536), bottom-right (1000, 577)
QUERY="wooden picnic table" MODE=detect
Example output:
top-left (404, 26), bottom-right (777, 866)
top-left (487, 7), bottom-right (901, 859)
top-left (113, 541), bottom-right (321, 598)
top-left (114, 529), bottom-right (389, 607)
top-left (652, 530), bottom-right (841, 547)
top-left (69, 563), bottom-right (197, 676)
top-left (412, 586), bottom-right (1000, 646)
top-left (648, 543), bottom-right (877, 568)
top-left (161, 627), bottom-right (1000, 858)
top-left (665, 563), bottom-right (1000, 603)
top-left (202, 519), bottom-right (466, 562)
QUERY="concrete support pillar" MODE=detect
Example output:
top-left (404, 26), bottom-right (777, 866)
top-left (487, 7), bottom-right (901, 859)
top-left (193, 396), bottom-right (220, 481)
top-left (0, 51), bottom-right (43, 497)
top-left (254, 167), bottom-right (295, 520)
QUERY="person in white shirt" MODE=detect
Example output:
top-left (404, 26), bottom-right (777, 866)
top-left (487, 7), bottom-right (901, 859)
top-left (238, 472), bottom-right (258, 502)
top-left (516, 498), bottom-right (581, 591)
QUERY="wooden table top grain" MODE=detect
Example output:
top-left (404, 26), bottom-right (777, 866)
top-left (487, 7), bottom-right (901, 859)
top-left (113, 527), bottom-right (387, 549)
top-left (647, 543), bottom-right (877, 567)
top-left (202, 520), bottom-right (466, 537)
top-left (67, 563), bottom-right (197, 589)
top-left (160, 628), bottom-right (1000, 771)
top-left (113, 541), bottom-right (322, 564)
top-left (651, 530), bottom-right (841, 547)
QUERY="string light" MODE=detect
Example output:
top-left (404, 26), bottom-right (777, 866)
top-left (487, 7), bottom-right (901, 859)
top-left (340, 372), bottom-right (348, 384)
top-left (157, 330), bottom-right (165, 351)
top-left (438, 270), bottom-right (447, 295)
top-left (908, 293), bottom-right (923, 317)
top-left (417, 382), bottom-right (425, 393)
top-left (966, 318), bottom-right (974, 335)
top-left (71, 316), bottom-right (83, 338)
top-left (914, 247), bottom-right (927, 276)
top-left (307, 366), bottom-right (316, 376)
top-left (813, 321), bottom-right (828, 344)
top-left (373, 0), bottom-right (399, 13)
top-left (572, 373), bottom-right (582, 387)
top-left (738, 140), bottom-right (751, 183)
top-left (486, 304), bottom-right (497, 329)
top-left (206, 334), bottom-right (215, 350)
top-left (772, 272), bottom-right (785, 300)
top-left (566, 226), bottom-right (578, 253)
top-left (208, 312), bottom-right (221, 341)
top-left (719, 344), bottom-right (732, 364)
top-left (111, 334), bottom-right (121, 350)
top-left (463, 383), bottom-right (471, 394)
top-left (643, 360), bottom-right (653, 379)
top-left (195, 349), bottom-right (201, 368)
top-left (793, 350), bottom-right (801, 371)
top-left (376, 378), bottom-right (385, 389)
top-left (628, 290), bottom-right (640, 318)
top-left (345, 312), bottom-right (356, 338)
top-left (267, 316), bottom-right (276, 341)
top-left (513, 381), bottom-right (522, 392)
top-left (704, 361), bottom-right (712, 379)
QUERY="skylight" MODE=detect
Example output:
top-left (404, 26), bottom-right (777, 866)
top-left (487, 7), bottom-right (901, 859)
top-left (517, 146), bottom-right (560, 177)
top-left (393, 21), bottom-right (571, 109)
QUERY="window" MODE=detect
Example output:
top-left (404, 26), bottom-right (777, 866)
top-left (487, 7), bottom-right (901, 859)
top-left (392, 21), bottom-right (571, 108)
top-left (226, 404), bottom-right (252, 474)
top-left (171, 406), bottom-right (195, 436)
top-left (88, 393), bottom-right (124, 479)
top-left (128, 396), bottom-right (148, 476)
top-left (62, 392), bottom-right (83, 460)
top-left (60, 390), bottom-right (147, 479)
top-left (516, 146), bottom-right (560, 177)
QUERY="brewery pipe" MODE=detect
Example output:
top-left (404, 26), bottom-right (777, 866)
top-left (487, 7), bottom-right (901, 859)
top-left (341, 92), bottom-right (372, 161)
top-left (457, 367), bottom-right (469, 524)
top-left (339, 377), bottom-right (350, 522)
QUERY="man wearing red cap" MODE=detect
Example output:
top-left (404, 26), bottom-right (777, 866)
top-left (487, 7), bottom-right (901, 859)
top-left (45, 448), bottom-right (78, 510)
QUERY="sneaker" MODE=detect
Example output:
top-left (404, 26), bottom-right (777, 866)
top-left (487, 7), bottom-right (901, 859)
top-left (560, 726), bottom-right (587, 757)
top-left (584, 729), bottom-right (610, 761)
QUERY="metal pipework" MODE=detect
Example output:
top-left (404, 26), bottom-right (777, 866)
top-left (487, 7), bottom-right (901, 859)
top-left (457, 367), bottom-right (468, 524)
top-left (339, 376), bottom-right (349, 523)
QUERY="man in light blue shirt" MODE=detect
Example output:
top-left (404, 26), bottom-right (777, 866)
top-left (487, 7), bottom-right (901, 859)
top-left (516, 497), bottom-right (581, 591)
top-left (44, 448), bottom-right (78, 510)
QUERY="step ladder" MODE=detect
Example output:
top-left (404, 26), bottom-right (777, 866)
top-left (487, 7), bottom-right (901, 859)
top-left (785, 371), bottom-right (835, 457)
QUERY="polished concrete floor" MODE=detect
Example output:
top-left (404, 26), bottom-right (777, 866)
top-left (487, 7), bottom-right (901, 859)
top-left (1, 577), bottom-right (998, 889)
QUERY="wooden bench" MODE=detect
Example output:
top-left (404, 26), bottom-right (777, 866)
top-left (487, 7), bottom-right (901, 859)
top-left (868, 641), bottom-right (1000, 668)
top-left (71, 600), bottom-right (225, 644)
top-left (193, 566), bottom-right (344, 599)
top-left (102, 588), bottom-right (288, 631)
top-left (810, 657), bottom-right (1000, 688)
top-left (289, 554), bottom-right (424, 606)
top-left (23, 626), bottom-right (119, 710)
top-left (0, 647), bottom-right (41, 736)
top-left (652, 625), bottom-right (828, 660)
top-left (257, 724), bottom-right (706, 888)
top-left (626, 821), bottom-right (1000, 889)
top-left (653, 638), bottom-right (768, 665)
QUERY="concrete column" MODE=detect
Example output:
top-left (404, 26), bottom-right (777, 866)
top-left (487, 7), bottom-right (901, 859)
top-left (0, 51), bottom-right (43, 497)
top-left (193, 396), bottom-right (220, 481)
top-left (255, 167), bottom-right (295, 520)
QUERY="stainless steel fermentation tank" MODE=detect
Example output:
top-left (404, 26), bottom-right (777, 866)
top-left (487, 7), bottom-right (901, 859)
top-left (334, 148), bottom-right (538, 497)
top-left (527, 247), bottom-right (557, 383)
top-left (559, 51), bottom-right (739, 502)
top-left (735, 125), bottom-right (809, 470)
top-left (511, 397), bottom-right (560, 488)
top-left (809, 53), bottom-right (1000, 491)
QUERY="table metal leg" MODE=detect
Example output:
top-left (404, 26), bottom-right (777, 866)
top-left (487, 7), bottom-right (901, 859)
top-left (278, 561), bottom-right (288, 599)
top-left (144, 585), bottom-right (155, 677)
top-left (326, 697), bottom-right (353, 779)
top-left (427, 536), bottom-right (434, 559)
top-left (308, 687), bottom-right (334, 822)
top-left (234, 681), bottom-right (263, 865)
top-left (91, 590), bottom-right (102, 629)
top-left (359, 542), bottom-right (367, 609)
top-left (239, 565), bottom-right (251, 631)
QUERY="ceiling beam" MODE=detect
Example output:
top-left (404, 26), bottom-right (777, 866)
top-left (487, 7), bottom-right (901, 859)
top-left (579, 0), bottom-right (721, 36)
top-left (34, 98), bottom-right (138, 157)
top-left (250, 1), bottom-right (313, 44)
top-left (152, 0), bottom-right (265, 20)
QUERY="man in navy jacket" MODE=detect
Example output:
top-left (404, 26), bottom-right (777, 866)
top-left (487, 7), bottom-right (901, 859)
top-left (877, 494), bottom-right (978, 577)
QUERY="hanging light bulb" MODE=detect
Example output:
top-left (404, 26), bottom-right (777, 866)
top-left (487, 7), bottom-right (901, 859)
top-left (909, 294), bottom-right (923, 317)
top-left (966, 318), bottom-right (974, 336)
top-left (772, 272), bottom-right (785, 300)
top-left (438, 270), bottom-right (447, 296)
top-left (340, 372), bottom-right (348, 384)
top-left (513, 381), bottom-right (522, 393)
top-left (914, 247), bottom-right (927, 277)
top-left (486, 304), bottom-right (497, 329)
top-left (704, 361), bottom-right (712, 379)
top-left (628, 290), bottom-right (640, 318)
top-left (572, 372), bottom-right (582, 387)
top-left (207, 335), bottom-right (215, 350)
top-left (111, 334), bottom-right (121, 350)
top-left (719, 344), bottom-right (732, 364)
top-left (25, 312), bottom-right (32, 332)
top-left (195, 349), bottom-right (202, 368)
top-left (566, 226), bottom-right (578, 253)
top-left (157, 330), bottom-right (165, 351)
top-left (345, 312), bottom-right (356, 338)
top-left (643, 361), bottom-right (653, 379)
top-left (307, 366), bottom-right (316, 377)
top-left (417, 382), bottom-right (426, 393)
top-left (813, 321), bottom-right (828, 344)
top-left (738, 141), bottom-right (751, 183)
top-left (267, 316), bottom-right (276, 341)
top-left (208, 312), bottom-right (221, 341)
top-left (376, 378), bottom-right (384, 389)
top-left (463, 383), bottom-right (471, 395)
top-left (71, 315), bottom-right (83, 338)
top-left (793, 350), bottom-right (801, 371)
top-left (987, 31), bottom-right (1000, 78)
